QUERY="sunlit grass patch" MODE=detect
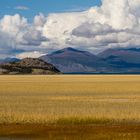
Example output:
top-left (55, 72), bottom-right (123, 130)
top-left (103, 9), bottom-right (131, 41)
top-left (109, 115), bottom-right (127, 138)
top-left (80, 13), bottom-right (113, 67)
top-left (0, 75), bottom-right (140, 124)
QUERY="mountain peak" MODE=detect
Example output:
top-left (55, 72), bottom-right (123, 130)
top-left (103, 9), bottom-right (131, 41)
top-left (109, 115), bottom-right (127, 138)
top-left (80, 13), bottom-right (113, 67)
top-left (62, 47), bottom-right (79, 51)
top-left (40, 47), bottom-right (107, 73)
top-left (51, 47), bottom-right (86, 55)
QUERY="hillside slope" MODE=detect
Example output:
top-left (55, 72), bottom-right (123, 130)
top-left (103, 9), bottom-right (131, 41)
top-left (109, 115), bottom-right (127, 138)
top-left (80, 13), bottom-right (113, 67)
top-left (0, 58), bottom-right (60, 74)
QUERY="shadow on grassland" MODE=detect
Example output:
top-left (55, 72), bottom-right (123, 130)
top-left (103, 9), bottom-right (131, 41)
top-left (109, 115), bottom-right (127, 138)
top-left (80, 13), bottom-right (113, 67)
top-left (0, 123), bottom-right (140, 140)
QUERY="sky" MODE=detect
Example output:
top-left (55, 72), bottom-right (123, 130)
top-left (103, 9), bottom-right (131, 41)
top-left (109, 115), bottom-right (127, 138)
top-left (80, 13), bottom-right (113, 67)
top-left (0, 0), bottom-right (140, 59)
top-left (0, 0), bottom-right (101, 21)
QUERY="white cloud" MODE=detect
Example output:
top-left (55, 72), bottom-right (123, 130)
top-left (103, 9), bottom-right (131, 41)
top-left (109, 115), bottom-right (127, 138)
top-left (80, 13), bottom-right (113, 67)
top-left (34, 13), bottom-right (47, 27)
top-left (0, 0), bottom-right (140, 58)
top-left (15, 6), bottom-right (29, 10)
top-left (0, 14), bottom-right (47, 58)
top-left (42, 0), bottom-right (140, 53)
top-left (16, 51), bottom-right (45, 59)
top-left (0, 14), bottom-right (27, 36)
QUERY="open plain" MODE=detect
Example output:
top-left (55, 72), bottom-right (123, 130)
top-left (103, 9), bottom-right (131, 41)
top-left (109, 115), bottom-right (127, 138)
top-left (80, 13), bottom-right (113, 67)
top-left (0, 75), bottom-right (140, 139)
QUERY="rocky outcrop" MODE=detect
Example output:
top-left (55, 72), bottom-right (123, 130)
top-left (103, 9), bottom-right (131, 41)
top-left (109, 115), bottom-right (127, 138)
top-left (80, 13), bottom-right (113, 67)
top-left (0, 58), bottom-right (61, 75)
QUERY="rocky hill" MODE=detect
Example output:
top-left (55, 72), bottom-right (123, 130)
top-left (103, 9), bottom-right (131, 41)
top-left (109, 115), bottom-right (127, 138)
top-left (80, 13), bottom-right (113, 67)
top-left (0, 58), bottom-right (60, 75)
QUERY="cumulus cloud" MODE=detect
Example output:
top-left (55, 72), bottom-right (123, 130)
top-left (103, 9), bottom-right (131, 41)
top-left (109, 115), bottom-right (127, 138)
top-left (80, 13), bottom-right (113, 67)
top-left (0, 14), bottom-right (47, 58)
top-left (42, 0), bottom-right (140, 53)
top-left (34, 13), bottom-right (47, 27)
top-left (0, 0), bottom-right (140, 58)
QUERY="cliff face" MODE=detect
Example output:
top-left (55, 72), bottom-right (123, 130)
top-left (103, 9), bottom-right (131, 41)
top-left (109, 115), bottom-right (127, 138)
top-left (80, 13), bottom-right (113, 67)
top-left (0, 58), bottom-right (61, 75)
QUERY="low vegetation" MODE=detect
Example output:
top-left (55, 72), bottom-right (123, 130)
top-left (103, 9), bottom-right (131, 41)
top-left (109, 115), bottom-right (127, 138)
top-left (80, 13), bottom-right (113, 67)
top-left (0, 75), bottom-right (140, 139)
top-left (0, 75), bottom-right (140, 124)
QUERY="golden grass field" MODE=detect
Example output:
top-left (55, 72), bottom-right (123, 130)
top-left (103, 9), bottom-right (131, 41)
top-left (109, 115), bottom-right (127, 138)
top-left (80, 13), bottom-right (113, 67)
top-left (0, 75), bottom-right (140, 139)
top-left (0, 75), bottom-right (140, 124)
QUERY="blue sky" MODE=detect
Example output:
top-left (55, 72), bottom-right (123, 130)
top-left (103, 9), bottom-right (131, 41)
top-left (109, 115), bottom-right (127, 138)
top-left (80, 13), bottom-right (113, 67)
top-left (0, 0), bottom-right (101, 20)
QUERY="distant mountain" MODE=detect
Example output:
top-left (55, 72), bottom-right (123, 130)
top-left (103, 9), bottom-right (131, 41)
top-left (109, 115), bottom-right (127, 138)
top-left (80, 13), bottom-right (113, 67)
top-left (98, 48), bottom-right (140, 68)
top-left (40, 47), bottom-right (109, 73)
top-left (0, 58), bottom-right (60, 75)
top-left (0, 57), bottom-right (20, 64)
top-left (40, 47), bottom-right (140, 73)
top-left (1, 47), bottom-right (140, 74)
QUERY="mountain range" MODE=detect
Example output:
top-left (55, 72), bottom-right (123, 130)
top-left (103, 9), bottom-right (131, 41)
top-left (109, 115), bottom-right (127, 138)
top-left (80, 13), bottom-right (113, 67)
top-left (40, 47), bottom-right (140, 73)
top-left (40, 47), bottom-right (109, 73)
top-left (1, 47), bottom-right (140, 74)
top-left (0, 57), bottom-right (20, 64)
top-left (98, 48), bottom-right (140, 66)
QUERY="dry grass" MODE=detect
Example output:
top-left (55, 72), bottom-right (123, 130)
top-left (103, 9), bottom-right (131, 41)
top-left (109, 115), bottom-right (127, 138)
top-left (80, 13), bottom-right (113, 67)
top-left (0, 75), bottom-right (140, 124)
top-left (0, 124), bottom-right (140, 140)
